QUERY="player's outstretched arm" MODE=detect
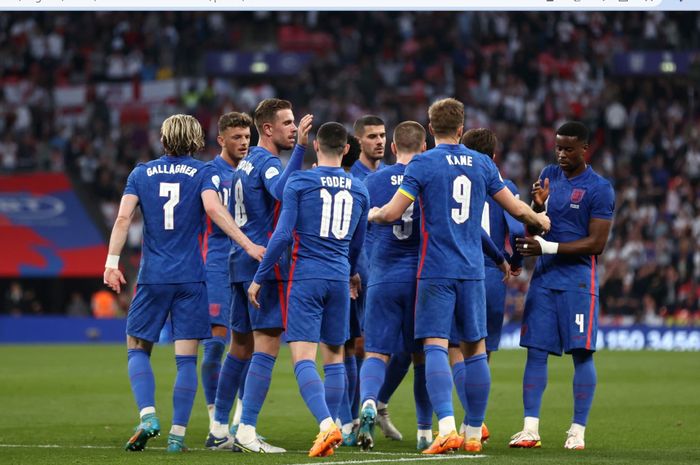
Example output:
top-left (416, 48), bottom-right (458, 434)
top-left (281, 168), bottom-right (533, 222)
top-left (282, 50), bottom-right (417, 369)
top-left (504, 212), bottom-right (525, 273)
top-left (103, 194), bottom-right (138, 294)
top-left (516, 218), bottom-right (612, 257)
top-left (202, 189), bottom-right (265, 261)
top-left (492, 186), bottom-right (550, 234)
top-left (269, 114), bottom-right (313, 200)
top-left (368, 189), bottom-right (413, 224)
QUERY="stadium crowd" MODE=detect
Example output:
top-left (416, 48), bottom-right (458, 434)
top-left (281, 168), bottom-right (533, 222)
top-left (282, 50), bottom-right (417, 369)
top-left (1, 11), bottom-right (698, 324)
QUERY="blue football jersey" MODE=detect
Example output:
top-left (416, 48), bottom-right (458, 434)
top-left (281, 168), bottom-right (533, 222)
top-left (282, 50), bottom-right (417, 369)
top-left (254, 167), bottom-right (370, 283)
top-left (399, 143), bottom-right (505, 280)
top-left (532, 165), bottom-right (615, 294)
top-left (350, 159), bottom-right (385, 181)
top-left (203, 155), bottom-right (234, 273)
top-left (365, 163), bottom-right (420, 286)
top-left (228, 146), bottom-right (287, 283)
top-left (481, 178), bottom-right (525, 269)
top-left (123, 155), bottom-right (216, 284)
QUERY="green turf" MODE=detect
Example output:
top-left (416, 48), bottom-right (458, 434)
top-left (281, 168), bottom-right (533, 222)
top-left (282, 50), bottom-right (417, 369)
top-left (1, 345), bottom-right (699, 465)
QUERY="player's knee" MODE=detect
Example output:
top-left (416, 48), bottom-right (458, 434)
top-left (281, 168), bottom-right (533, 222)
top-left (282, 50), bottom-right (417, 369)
top-left (461, 339), bottom-right (486, 358)
top-left (211, 324), bottom-right (228, 339)
top-left (127, 335), bottom-right (153, 353)
top-left (366, 352), bottom-right (389, 363)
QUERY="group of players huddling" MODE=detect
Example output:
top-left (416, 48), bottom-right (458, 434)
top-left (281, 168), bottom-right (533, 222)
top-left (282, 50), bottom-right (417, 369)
top-left (103, 96), bottom-right (615, 457)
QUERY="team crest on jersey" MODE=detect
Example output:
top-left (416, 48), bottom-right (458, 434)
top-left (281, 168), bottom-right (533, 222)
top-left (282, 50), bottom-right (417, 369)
top-left (570, 188), bottom-right (586, 203)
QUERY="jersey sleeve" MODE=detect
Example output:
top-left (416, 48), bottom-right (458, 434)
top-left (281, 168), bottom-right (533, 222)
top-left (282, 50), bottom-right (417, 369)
top-left (199, 163), bottom-right (219, 194)
top-left (398, 156), bottom-right (426, 201)
top-left (253, 175), bottom-right (301, 282)
top-left (484, 157), bottom-right (506, 196)
top-left (260, 156), bottom-right (284, 199)
top-left (123, 166), bottom-right (141, 197)
top-left (590, 180), bottom-right (615, 221)
top-left (263, 144), bottom-right (307, 201)
top-left (349, 188), bottom-right (370, 276)
top-left (481, 228), bottom-right (505, 265)
top-left (503, 179), bottom-right (525, 268)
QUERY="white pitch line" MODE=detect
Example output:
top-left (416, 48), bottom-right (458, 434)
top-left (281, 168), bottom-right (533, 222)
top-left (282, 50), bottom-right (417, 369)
top-left (281, 455), bottom-right (486, 465)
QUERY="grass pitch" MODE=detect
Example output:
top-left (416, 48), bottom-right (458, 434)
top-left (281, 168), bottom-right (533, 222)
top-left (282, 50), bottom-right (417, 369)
top-left (0, 345), bottom-right (698, 465)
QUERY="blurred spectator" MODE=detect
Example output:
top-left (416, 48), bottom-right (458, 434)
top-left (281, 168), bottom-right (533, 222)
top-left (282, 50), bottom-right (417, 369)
top-left (66, 292), bottom-right (90, 318)
top-left (1, 11), bottom-right (698, 324)
top-left (3, 281), bottom-right (26, 316)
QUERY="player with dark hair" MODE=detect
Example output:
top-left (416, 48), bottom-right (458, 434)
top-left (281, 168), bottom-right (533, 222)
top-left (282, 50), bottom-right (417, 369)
top-left (200, 112), bottom-right (253, 447)
top-left (355, 121), bottom-right (432, 451)
top-left (337, 115), bottom-right (389, 444)
top-left (447, 128), bottom-right (525, 443)
top-left (208, 99), bottom-right (312, 453)
top-left (248, 122), bottom-right (370, 457)
top-left (369, 98), bottom-right (550, 454)
top-left (341, 135), bottom-right (362, 171)
top-left (509, 121), bottom-right (614, 451)
top-left (103, 114), bottom-right (264, 453)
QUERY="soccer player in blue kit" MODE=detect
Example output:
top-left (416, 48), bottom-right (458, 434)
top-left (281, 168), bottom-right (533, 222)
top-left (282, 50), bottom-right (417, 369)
top-left (200, 112), bottom-right (253, 439)
top-left (448, 128), bottom-right (526, 444)
top-left (509, 121), bottom-right (614, 451)
top-left (338, 115), bottom-right (390, 444)
top-left (209, 99), bottom-right (312, 453)
top-left (103, 114), bottom-right (264, 453)
top-left (369, 98), bottom-right (550, 454)
top-left (357, 121), bottom-right (432, 451)
top-left (248, 122), bottom-right (370, 457)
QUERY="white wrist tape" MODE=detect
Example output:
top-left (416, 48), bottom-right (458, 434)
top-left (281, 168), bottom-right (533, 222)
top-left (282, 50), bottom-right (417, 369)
top-left (105, 254), bottom-right (120, 269)
top-left (533, 235), bottom-right (559, 254)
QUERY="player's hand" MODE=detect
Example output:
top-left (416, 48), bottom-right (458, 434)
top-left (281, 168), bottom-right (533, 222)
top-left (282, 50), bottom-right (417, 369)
top-left (368, 207), bottom-right (381, 223)
top-left (248, 281), bottom-right (262, 309)
top-left (516, 237), bottom-right (542, 257)
top-left (510, 266), bottom-right (522, 277)
top-left (350, 273), bottom-right (362, 300)
top-left (537, 212), bottom-right (552, 234)
top-left (104, 268), bottom-right (126, 294)
top-left (297, 114), bottom-right (313, 146)
top-left (498, 260), bottom-right (511, 282)
top-left (531, 178), bottom-right (550, 208)
top-left (246, 244), bottom-right (266, 262)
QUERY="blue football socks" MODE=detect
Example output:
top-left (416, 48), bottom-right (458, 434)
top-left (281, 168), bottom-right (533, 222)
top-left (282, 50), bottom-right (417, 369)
top-left (172, 355), bottom-right (198, 427)
top-left (238, 358), bottom-right (251, 401)
top-left (572, 351), bottom-right (597, 426)
top-left (127, 349), bottom-right (155, 411)
top-left (359, 357), bottom-right (387, 405)
top-left (523, 348), bottom-right (549, 418)
top-left (324, 363), bottom-right (346, 420)
top-left (214, 353), bottom-right (248, 425)
top-left (413, 363), bottom-right (433, 431)
top-left (377, 352), bottom-right (411, 404)
top-left (424, 345), bottom-right (453, 421)
top-left (239, 352), bottom-right (276, 427)
top-left (201, 336), bottom-right (226, 406)
top-left (451, 359), bottom-right (468, 423)
top-left (463, 353), bottom-right (491, 427)
top-left (295, 360), bottom-right (331, 423)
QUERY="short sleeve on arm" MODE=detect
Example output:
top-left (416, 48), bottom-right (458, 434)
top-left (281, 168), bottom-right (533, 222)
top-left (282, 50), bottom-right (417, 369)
top-left (485, 157), bottom-right (506, 196)
top-left (123, 167), bottom-right (140, 196)
top-left (398, 157), bottom-right (426, 201)
top-left (199, 163), bottom-right (219, 194)
top-left (590, 181), bottom-right (615, 220)
top-left (261, 157), bottom-right (283, 197)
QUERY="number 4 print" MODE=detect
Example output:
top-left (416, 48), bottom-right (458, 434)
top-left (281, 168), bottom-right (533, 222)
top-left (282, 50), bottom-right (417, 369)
top-left (575, 313), bottom-right (585, 333)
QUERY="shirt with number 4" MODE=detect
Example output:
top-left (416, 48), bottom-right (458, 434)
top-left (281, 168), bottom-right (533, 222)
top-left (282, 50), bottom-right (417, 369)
top-left (398, 143), bottom-right (505, 280)
top-left (124, 155), bottom-right (217, 284)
